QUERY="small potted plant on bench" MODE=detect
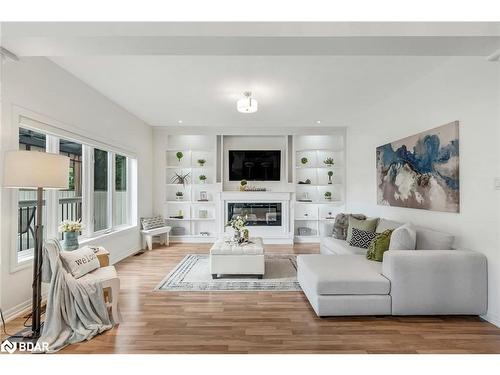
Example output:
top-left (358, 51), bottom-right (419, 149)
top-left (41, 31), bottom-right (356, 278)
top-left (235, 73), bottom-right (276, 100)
top-left (199, 174), bottom-right (207, 184)
top-left (324, 191), bottom-right (332, 201)
top-left (175, 191), bottom-right (184, 201)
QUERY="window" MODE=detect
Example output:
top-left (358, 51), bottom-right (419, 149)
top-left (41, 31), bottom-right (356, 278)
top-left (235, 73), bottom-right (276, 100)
top-left (58, 138), bottom-right (83, 239)
top-left (93, 148), bottom-right (109, 232)
top-left (14, 120), bottom-right (136, 263)
top-left (17, 128), bottom-right (47, 254)
top-left (114, 154), bottom-right (128, 226)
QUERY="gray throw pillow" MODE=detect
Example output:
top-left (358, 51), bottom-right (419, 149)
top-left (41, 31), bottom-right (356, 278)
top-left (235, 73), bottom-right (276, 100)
top-left (141, 215), bottom-right (165, 230)
top-left (332, 213), bottom-right (366, 240)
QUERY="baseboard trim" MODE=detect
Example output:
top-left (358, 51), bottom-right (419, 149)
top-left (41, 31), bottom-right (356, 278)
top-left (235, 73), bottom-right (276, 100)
top-left (481, 312), bottom-right (500, 328)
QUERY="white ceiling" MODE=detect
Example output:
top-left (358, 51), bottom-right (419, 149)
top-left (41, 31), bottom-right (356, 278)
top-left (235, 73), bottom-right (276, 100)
top-left (2, 22), bottom-right (500, 127)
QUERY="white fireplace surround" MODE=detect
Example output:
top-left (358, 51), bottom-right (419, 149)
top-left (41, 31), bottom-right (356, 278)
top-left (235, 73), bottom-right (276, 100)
top-left (219, 192), bottom-right (293, 244)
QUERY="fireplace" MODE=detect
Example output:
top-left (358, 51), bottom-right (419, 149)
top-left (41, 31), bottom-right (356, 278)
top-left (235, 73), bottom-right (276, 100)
top-left (227, 202), bottom-right (282, 226)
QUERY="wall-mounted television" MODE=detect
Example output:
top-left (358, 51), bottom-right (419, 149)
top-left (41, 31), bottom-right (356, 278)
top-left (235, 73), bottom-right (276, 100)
top-left (229, 150), bottom-right (281, 181)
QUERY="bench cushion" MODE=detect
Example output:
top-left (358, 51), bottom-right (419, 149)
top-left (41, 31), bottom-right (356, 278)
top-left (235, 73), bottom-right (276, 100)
top-left (210, 238), bottom-right (264, 255)
top-left (141, 226), bottom-right (171, 236)
top-left (297, 254), bottom-right (390, 295)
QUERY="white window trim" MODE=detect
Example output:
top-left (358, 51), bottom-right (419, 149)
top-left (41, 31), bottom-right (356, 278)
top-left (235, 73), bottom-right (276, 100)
top-left (12, 113), bottom-right (138, 270)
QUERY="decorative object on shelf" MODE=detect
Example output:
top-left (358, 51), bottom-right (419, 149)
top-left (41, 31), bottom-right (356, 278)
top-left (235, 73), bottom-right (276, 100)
top-left (199, 174), bottom-right (207, 184)
top-left (300, 157), bottom-right (308, 165)
top-left (176, 151), bottom-right (184, 162)
top-left (198, 191), bottom-right (208, 201)
top-left (298, 192), bottom-right (312, 202)
top-left (324, 191), bottom-right (332, 201)
top-left (244, 186), bottom-right (267, 191)
top-left (199, 209), bottom-right (208, 219)
top-left (323, 157), bottom-right (335, 167)
top-left (327, 170), bottom-right (334, 184)
top-left (175, 191), bottom-right (184, 201)
top-left (298, 178), bottom-right (312, 185)
top-left (236, 91), bottom-right (258, 114)
top-left (377, 121), bottom-right (459, 213)
top-left (171, 171), bottom-right (190, 186)
top-left (171, 227), bottom-right (186, 236)
top-left (325, 211), bottom-right (335, 219)
top-left (59, 219), bottom-right (83, 251)
top-left (200, 232), bottom-right (210, 237)
top-left (298, 227), bottom-right (312, 236)
top-left (226, 215), bottom-right (248, 244)
top-left (197, 159), bottom-right (206, 166)
top-left (239, 179), bottom-right (247, 191)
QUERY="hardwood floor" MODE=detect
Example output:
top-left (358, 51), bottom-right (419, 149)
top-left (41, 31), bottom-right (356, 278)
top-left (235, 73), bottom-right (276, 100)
top-left (5, 243), bottom-right (500, 353)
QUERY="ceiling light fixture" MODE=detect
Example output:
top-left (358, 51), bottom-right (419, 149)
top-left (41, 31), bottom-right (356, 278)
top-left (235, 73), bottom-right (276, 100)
top-left (237, 91), bottom-right (258, 114)
top-left (316, 120), bottom-right (321, 124)
top-left (178, 120), bottom-right (183, 124)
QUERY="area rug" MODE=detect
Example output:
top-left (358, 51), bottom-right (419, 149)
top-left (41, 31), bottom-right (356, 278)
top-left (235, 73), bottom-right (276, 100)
top-left (155, 254), bottom-right (301, 291)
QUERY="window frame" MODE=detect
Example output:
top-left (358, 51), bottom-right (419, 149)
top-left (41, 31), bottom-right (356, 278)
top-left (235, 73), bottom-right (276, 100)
top-left (13, 114), bottom-right (137, 268)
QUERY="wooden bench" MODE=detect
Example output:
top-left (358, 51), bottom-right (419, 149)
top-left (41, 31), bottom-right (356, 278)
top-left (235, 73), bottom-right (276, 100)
top-left (141, 226), bottom-right (171, 250)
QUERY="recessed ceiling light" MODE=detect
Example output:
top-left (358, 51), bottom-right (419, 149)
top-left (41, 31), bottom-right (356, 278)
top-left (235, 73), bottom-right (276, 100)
top-left (316, 120), bottom-right (321, 124)
top-left (178, 120), bottom-right (183, 124)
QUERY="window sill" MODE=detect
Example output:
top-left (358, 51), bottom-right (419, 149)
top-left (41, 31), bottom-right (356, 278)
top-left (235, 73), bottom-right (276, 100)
top-left (11, 225), bottom-right (138, 274)
top-left (79, 225), bottom-right (138, 246)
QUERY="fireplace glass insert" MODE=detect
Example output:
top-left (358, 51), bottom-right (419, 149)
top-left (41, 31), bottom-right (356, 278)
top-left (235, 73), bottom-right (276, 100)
top-left (227, 202), bottom-right (282, 226)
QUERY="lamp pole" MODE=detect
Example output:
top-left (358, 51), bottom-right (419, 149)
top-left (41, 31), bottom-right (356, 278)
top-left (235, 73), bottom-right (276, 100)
top-left (31, 187), bottom-right (44, 337)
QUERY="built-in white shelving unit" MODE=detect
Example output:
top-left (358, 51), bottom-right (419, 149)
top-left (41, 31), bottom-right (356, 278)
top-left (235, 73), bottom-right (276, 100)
top-left (293, 133), bottom-right (346, 243)
top-left (164, 135), bottom-right (220, 242)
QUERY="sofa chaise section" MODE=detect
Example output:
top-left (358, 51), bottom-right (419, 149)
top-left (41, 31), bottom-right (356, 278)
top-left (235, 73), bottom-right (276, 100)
top-left (383, 250), bottom-right (487, 315)
top-left (297, 255), bottom-right (391, 316)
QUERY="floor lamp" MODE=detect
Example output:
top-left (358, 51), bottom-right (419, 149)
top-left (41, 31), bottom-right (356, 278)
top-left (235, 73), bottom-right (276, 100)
top-left (3, 150), bottom-right (69, 341)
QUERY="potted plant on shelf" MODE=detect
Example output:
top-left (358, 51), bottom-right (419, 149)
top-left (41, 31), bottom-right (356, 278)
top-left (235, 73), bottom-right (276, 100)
top-left (240, 179), bottom-right (247, 191)
top-left (59, 219), bottom-right (83, 251)
top-left (171, 172), bottom-right (190, 186)
top-left (199, 174), bottom-right (207, 184)
top-left (176, 151), bottom-right (184, 162)
top-left (327, 170), bottom-right (334, 184)
top-left (300, 157), bottom-right (308, 166)
top-left (324, 157), bottom-right (334, 167)
top-left (197, 159), bottom-right (206, 167)
top-left (175, 191), bottom-right (184, 201)
top-left (324, 191), bottom-right (332, 201)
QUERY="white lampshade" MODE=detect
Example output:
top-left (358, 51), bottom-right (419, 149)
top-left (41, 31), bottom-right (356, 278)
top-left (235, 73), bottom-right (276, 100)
top-left (3, 150), bottom-right (70, 189)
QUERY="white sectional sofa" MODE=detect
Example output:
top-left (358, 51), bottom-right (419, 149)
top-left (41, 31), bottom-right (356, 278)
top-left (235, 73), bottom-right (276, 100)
top-left (297, 218), bottom-right (488, 317)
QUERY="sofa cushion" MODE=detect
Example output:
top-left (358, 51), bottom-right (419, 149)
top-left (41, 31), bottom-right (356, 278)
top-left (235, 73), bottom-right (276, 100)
top-left (415, 227), bottom-right (454, 250)
top-left (366, 229), bottom-right (394, 262)
top-left (332, 213), bottom-right (366, 240)
top-left (389, 223), bottom-right (417, 250)
top-left (297, 255), bottom-right (390, 295)
top-left (348, 228), bottom-right (378, 249)
top-left (346, 216), bottom-right (379, 242)
top-left (321, 237), bottom-right (368, 255)
top-left (376, 219), bottom-right (403, 233)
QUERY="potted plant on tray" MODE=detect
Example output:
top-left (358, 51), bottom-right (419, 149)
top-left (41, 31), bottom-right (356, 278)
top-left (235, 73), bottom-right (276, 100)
top-left (226, 215), bottom-right (248, 244)
top-left (59, 219), bottom-right (83, 251)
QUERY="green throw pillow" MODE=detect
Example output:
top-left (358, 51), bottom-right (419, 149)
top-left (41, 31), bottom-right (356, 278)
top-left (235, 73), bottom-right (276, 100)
top-left (366, 229), bottom-right (394, 262)
top-left (346, 216), bottom-right (379, 243)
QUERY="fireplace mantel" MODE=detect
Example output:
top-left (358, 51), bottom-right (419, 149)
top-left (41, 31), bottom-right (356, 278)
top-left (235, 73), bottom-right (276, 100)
top-left (220, 191), bottom-right (292, 201)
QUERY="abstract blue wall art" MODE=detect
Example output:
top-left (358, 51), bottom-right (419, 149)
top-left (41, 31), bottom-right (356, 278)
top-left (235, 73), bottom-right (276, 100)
top-left (376, 121), bottom-right (460, 213)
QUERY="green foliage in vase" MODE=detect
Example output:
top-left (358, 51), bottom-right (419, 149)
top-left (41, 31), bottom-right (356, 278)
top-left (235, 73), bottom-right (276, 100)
top-left (176, 151), bottom-right (184, 162)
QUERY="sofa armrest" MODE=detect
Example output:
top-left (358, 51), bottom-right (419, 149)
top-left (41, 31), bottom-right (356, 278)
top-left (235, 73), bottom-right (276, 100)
top-left (382, 250), bottom-right (487, 315)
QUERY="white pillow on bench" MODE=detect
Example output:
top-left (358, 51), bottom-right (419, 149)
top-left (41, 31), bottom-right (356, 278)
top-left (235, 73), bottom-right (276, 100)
top-left (60, 246), bottom-right (100, 279)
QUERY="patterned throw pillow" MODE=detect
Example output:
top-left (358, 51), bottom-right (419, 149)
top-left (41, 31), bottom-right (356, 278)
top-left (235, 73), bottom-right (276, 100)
top-left (367, 229), bottom-right (394, 262)
top-left (348, 227), bottom-right (378, 249)
top-left (140, 215), bottom-right (165, 230)
top-left (346, 216), bottom-right (379, 243)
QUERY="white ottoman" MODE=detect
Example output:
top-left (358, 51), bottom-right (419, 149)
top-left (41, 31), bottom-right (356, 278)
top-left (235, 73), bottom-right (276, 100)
top-left (210, 237), bottom-right (265, 279)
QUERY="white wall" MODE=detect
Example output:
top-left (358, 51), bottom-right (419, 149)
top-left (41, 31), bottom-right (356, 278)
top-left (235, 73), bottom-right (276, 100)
top-left (345, 57), bottom-right (500, 325)
top-left (0, 57), bottom-right (153, 318)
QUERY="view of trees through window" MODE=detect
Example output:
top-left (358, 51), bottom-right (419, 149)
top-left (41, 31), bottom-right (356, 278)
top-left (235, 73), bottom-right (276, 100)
top-left (94, 148), bottom-right (109, 231)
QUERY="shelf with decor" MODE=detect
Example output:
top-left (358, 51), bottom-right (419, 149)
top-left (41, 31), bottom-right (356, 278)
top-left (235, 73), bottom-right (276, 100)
top-left (164, 135), bottom-right (220, 241)
top-left (293, 133), bottom-right (346, 243)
